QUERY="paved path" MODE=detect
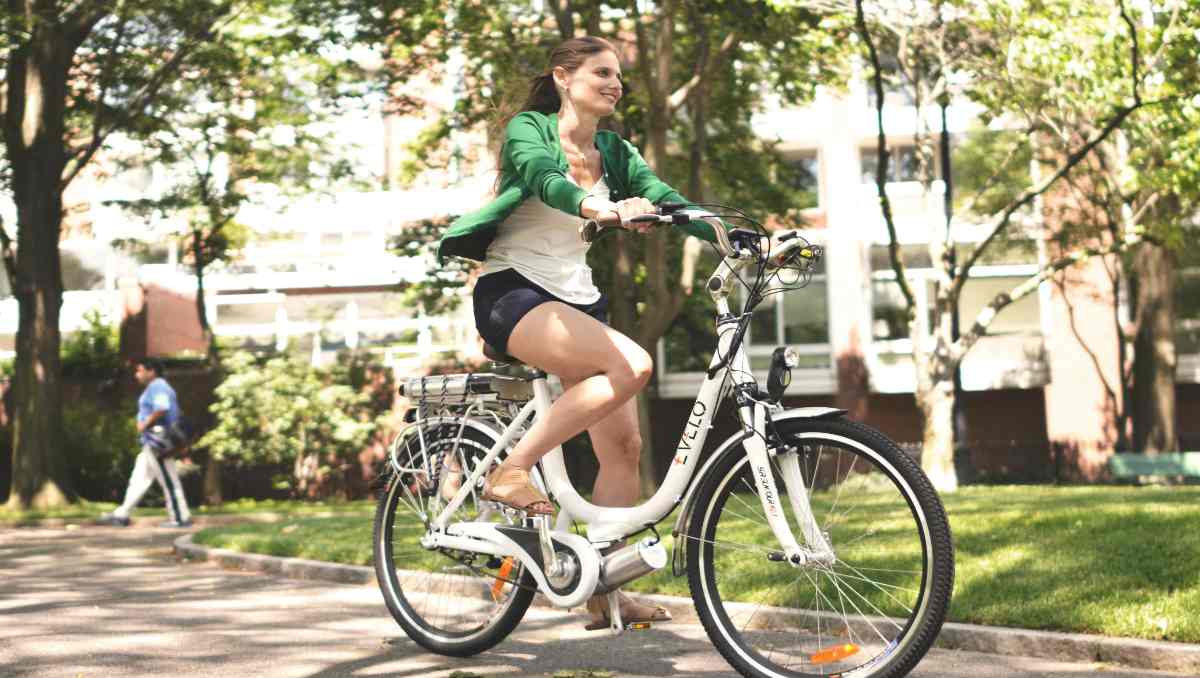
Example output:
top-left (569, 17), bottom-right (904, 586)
top-left (0, 525), bottom-right (1192, 678)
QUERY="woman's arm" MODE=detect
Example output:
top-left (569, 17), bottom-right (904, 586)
top-left (622, 139), bottom-right (726, 242)
top-left (504, 113), bottom-right (592, 216)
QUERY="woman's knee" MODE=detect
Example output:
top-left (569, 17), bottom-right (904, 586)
top-left (610, 346), bottom-right (653, 394)
top-left (599, 430), bottom-right (643, 470)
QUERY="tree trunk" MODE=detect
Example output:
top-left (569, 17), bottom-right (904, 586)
top-left (3, 29), bottom-right (76, 509)
top-left (203, 454), bottom-right (223, 505)
top-left (602, 234), bottom-right (659, 496)
top-left (195, 254), bottom-right (224, 504)
top-left (192, 230), bottom-right (219, 361)
top-left (917, 377), bottom-right (959, 492)
top-left (635, 392), bottom-right (656, 497)
top-left (1131, 242), bottom-right (1177, 453)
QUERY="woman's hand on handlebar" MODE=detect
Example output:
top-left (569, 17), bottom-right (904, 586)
top-left (614, 197), bottom-right (655, 233)
top-left (579, 196), bottom-right (656, 232)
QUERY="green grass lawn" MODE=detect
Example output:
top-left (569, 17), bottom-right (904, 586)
top-left (185, 484), bottom-right (1200, 643)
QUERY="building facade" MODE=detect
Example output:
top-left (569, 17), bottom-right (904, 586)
top-left (4, 76), bottom-right (1197, 482)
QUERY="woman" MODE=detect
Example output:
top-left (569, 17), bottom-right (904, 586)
top-left (438, 36), bottom-right (721, 630)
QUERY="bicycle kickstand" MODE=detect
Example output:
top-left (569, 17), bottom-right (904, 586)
top-left (607, 590), bottom-right (623, 634)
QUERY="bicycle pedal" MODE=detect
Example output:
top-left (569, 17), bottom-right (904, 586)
top-left (583, 620), bottom-right (654, 632)
top-left (625, 622), bottom-right (652, 631)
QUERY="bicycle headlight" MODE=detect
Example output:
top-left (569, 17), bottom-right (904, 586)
top-left (767, 346), bottom-right (795, 402)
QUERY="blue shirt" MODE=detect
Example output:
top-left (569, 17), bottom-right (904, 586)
top-left (138, 377), bottom-right (180, 443)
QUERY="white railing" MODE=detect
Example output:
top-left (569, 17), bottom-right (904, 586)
top-left (211, 314), bottom-right (475, 367)
top-left (142, 255), bottom-right (429, 294)
top-left (657, 343), bottom-right (835, 399)
top-left (869, 332), bottom-right (1050, 393)
top-left (1178, 353), bottom-right (1200, 384)
top-left (0, 290), bottom-right (123, 334)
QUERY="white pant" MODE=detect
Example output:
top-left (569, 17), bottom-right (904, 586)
top-left (113, 446), bottom-right (191, 523)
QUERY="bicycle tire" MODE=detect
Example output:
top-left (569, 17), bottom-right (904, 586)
top-left (686, 417), bottom-right (954, 678)
top-left (373, 420), bottom-right (536, 656)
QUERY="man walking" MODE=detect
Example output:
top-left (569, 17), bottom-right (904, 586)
top-left (97, 358), bottom-right (193, 528)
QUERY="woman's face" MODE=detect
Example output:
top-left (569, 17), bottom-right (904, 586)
top-left (556, 50), bottom-right (623, 117)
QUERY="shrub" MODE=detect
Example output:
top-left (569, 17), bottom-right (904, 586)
top-left (61, 310), bottom-right (123, 379)
top-left (61, 394), bottom-right (141, 501)
top-left (199, 352), bottom-right (380, 497)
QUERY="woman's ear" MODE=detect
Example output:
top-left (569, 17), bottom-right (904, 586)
top-left (552, 65), bottom-right (569, 93)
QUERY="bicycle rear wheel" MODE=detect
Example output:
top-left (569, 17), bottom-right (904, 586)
top-left (686, 417), bottom-right (953, 678)
top-left (373, 420), bottom-right (535, 656)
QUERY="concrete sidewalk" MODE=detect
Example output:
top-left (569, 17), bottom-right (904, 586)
top-left (1, 523), bottom-right (1196, 678)
top-left (174, 531), bottom-right (1200, 675)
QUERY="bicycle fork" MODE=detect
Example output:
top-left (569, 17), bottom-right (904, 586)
top-left (740, 401), bottom-right (836, 567)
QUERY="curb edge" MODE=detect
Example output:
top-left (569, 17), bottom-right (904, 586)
top-left (173, 535), bottom-right (1200, 674)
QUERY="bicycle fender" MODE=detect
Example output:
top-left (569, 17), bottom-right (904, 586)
top-left (671, 406), bottom-right (846, 539)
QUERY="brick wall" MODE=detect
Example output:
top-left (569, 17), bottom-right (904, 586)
top-left (645, 388), bottom-right (1053, 487)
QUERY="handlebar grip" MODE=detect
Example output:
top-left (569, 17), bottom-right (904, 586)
top-left (581, 220), bottom-right (601, 243)
top-left (580, 214), bottom-right (625, 243)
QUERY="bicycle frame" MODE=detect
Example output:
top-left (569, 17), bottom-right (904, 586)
top-left (428, 232), bottom-right (835, 568)
top-left (379, 219), bottom-right (952, 674)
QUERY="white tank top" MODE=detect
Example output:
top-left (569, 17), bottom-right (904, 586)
top-left (479, 174), bottom-right (608, 305)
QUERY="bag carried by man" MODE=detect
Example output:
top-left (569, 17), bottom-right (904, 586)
top-left (146, 416), bottom-right (198, 459)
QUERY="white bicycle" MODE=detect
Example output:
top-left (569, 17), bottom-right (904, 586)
top-left (374, 204), bottom-right (954, 678)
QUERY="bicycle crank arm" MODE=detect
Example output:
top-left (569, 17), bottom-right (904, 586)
top-left (427, 522), bottom-right (600, 608)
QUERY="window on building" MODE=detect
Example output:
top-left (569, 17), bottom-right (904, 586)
top-left (860, 145), bottom-right (922, 184)
top-left (660, 238), bottom-right (831, 377)
top-left (864, 56), bottom-right (917, 109)
top-left (869, 244), bottom-right (1044, 339)
top-left (872, 278), bottom-right (912, 340)
top-left (784, 151), bottom-right (820, 209)
top-left (745, 248), bottom-right (830, 370)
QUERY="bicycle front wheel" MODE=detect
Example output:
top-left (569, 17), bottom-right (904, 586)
top-left (373, 420), bottom-right (535, 656)
top-left (687, 417), bottom-right (953, 678)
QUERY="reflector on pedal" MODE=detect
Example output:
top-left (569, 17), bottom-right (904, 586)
top-left (490, 557), bottom-right (514, 602)
top-left (627, 622), bottom-right (652, 630)
top-left (810, 643), bottom-right (859, 664)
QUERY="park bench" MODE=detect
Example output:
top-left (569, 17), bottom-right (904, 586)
top-left (1107, 452), bottom-right (1200, 480)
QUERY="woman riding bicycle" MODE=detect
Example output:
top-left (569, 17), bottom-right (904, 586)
top-left (437, 36), bottom-right (723, 630)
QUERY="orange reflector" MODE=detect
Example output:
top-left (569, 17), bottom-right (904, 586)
top-left (628, 622), bottom-right (651, 630)
top-left (490, 557), bottom-right (514, 602)
top-left (810, 643), bottom-right (860, 664)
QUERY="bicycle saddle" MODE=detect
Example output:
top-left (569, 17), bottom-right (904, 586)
top-left (483, 342), bottom-right (522, 365)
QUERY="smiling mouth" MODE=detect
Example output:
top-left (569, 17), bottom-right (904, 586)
top-left (601, 93), bottom-right (619, 103)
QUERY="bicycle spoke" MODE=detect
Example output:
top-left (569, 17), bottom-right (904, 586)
top-left (689, 420), bottom-right (951, 678)
top-left (824, 567), bottom-right (906, 633)
top-left (375, 422), bottom-right (532, 650)
top-left (832, 560), bottom-right (918, 615)
top-left (821, 565), bottom-right (895, 645)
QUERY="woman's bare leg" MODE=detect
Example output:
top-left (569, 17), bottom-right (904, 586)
top-left (502, 302), bottom-right (651, 471)
top-left (557, 379), bottom-right (642, 508)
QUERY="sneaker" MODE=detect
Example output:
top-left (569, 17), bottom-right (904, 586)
top-left (95, 513), bottom-right (131, 527)
top-left (159, 519), bottom-right (194, 529)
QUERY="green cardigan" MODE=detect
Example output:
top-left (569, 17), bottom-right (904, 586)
top-left (437, 110), bottom-right (720, 263)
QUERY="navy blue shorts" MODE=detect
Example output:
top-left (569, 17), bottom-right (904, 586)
top-left (473, 268), bottom-right (608, 355)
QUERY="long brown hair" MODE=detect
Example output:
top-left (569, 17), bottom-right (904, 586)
top-left (491, 36), bottom-right (618, 190)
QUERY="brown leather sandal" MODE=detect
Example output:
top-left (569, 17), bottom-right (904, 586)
top-left (438, 457), bottom-right (463, 502)
top-left (481, 462), bottom-right (555, 515)
top-left (584, 591), bottom-right (672, 631)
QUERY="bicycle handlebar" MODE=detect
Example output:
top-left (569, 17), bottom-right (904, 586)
top-left (580, 205), bottom-right (740, 257)
top-left (579, 211), bottom-right (686, 243)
